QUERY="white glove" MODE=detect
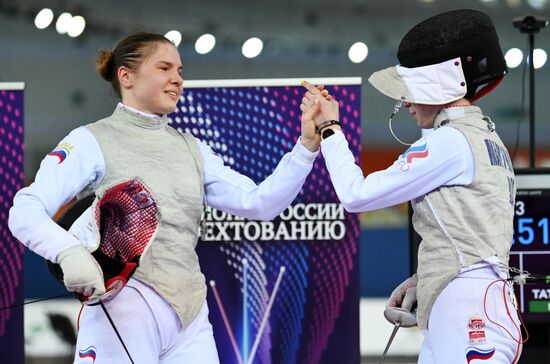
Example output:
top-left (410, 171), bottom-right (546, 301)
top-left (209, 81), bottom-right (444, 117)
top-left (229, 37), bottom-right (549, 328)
top-left (57, 245), bottom-right (105, 300)
top-left (384, 274), bottom-right (418, 327)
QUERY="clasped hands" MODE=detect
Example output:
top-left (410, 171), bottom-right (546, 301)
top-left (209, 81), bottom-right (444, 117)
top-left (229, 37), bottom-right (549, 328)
top-left (300, 80), bottom-right (341, 152)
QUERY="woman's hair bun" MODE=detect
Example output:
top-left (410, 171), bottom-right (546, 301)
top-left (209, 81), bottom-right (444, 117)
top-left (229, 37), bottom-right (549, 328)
top-left (96, 49), bottom-right (115, 81)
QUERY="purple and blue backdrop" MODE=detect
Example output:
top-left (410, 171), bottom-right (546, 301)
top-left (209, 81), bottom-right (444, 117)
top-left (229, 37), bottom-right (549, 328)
top-left (0, 83), bottom-right (25, 364)
top-left (170, 78), bottom-right (361, 364)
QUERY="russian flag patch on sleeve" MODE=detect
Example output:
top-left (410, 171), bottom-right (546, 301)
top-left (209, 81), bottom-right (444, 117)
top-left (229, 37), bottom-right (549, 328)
top-left (395, 141), bottom-right (429, 171)
top-left (47, 142), bottom-right (74, 164)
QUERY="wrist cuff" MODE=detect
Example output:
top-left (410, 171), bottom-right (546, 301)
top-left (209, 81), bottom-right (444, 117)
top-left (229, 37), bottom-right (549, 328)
top-left (316, 120), bottom-right (341, 134)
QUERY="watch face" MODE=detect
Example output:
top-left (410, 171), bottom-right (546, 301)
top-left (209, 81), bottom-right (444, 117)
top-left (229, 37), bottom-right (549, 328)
top-left (322, 128), bottom-right (335, 139)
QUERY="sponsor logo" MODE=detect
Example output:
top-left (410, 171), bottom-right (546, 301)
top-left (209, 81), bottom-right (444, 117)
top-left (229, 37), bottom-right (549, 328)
top-left (468, 315), bottom-right (487, 344)
top-left (465, 347), bottom-right (495, 363)
top-left (78, 346), bottom-right (97, 362)
top-left (468, 315), bottom-right (485, 331)
top-left (469, 330), bottom-right (486, 345)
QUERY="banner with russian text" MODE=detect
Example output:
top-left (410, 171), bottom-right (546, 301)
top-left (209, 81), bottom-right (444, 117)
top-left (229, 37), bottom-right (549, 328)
top-left (170, 78), bottom-right (361, 364)
top-left (0, 83), bottom-right (25, 364)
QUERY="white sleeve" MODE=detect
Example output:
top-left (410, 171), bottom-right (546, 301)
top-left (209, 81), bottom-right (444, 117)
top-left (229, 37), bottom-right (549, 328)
top-left (196, 138), bottom-right (318, 220)
top-left (320, 127), bottom-right (475, 212)
top-left (8, 127), bottom-right (105, 263)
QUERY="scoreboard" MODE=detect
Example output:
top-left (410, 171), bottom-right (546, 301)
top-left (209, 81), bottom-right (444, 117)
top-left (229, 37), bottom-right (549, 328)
top-left (510, 169), bottom-right (550, 321)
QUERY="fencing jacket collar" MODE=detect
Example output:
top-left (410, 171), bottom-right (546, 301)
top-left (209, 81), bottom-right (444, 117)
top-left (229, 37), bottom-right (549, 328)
top-left (115, 103), bottom-right (168, 130)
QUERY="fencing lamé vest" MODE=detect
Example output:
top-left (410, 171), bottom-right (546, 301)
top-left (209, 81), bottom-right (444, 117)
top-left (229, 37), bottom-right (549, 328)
top-left (80, 105), bottom-right (206, 328)
top-left (412, 106), bottom-right (515, 330)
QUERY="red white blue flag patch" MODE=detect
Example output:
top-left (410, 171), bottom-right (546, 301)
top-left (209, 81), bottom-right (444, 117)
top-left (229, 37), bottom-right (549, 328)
top-left (78, 346), bottom-right (97, 362)
top-left (466, 347), bottom-right (495, 363)
top-left (395, 142), bottom-right (429, 171)
top-left (47, 142), bottom-right (74, 164)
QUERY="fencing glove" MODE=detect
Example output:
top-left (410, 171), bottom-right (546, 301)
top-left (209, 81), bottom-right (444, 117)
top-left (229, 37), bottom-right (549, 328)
top-left (57, 245), bottom-right (105, 300)
top-left (383, 273), bottom-right (418, 327)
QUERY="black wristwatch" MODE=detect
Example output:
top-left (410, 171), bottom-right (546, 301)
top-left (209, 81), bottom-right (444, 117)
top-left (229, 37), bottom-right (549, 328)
top-left (321, 128), bottom-right (335, 140)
